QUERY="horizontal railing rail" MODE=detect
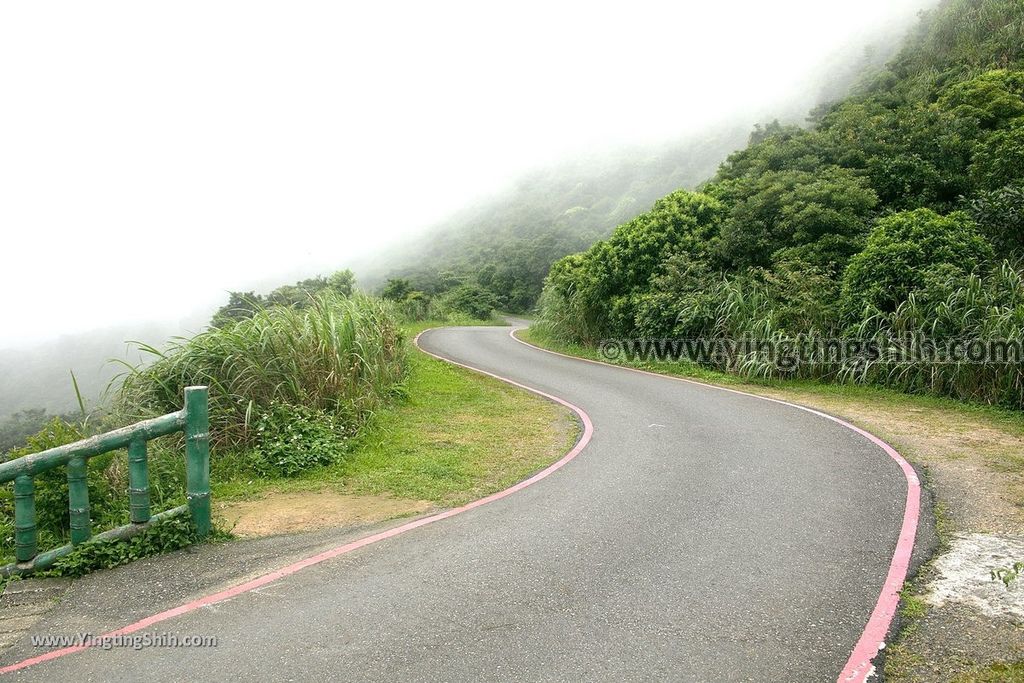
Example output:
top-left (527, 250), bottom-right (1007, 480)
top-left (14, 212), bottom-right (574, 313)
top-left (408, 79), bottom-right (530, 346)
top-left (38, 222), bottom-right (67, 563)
top-left (1, 386), bottom-right (211, 576)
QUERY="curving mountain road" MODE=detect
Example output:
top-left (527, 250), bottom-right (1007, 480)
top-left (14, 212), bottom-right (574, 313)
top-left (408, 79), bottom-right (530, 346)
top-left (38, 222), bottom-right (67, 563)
top-left (5, 324), bottom-right (920, 682)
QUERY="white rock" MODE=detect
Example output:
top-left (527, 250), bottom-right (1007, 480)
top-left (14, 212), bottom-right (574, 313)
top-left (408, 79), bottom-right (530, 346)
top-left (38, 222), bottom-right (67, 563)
top-left (926, 533), bottom-right (1024, 621)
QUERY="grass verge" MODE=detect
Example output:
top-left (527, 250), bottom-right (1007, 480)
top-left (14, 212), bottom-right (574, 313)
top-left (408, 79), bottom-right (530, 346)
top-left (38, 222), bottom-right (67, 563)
top-left (2, 318), bottom-right (576, 582)
top-left (951, 662), bottom-right (1024, 682)
top-left (209, 322), bottom-right (579, 533)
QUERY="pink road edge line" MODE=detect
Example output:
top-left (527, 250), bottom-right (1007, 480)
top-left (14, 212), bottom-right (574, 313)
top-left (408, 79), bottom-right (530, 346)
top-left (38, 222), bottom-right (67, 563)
top-left (509, 327), bottom-right (921, 683)
top-left (0, 327), bottom-right (595, 676)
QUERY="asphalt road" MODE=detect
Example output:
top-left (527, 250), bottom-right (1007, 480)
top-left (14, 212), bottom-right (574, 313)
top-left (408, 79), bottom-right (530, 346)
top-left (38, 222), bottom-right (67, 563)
top-left (6, 325), bottom-right (913, 682)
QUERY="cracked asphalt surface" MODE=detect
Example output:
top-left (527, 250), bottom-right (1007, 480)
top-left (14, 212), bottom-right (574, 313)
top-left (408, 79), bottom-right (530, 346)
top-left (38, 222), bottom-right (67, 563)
top-left (4, 325), bottom-right (912, 681)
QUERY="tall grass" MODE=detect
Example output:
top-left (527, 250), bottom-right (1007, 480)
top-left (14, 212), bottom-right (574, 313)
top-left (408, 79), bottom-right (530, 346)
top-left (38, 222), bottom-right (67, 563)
top-left (538, 260), bottom-right (1024, 408)
top-left (699, 263), bottom-right (1024, 406)
top-left (116, 293), bottom-right (406, 448)
top-left (851, 261), bottom-right (1024, 406)
top-left (533, 284), bottom-right (608, 345)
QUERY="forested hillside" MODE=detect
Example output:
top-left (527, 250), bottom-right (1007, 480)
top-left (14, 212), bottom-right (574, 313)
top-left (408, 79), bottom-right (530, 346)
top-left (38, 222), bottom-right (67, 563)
top-left (356, 15), bottom-right (919, 315)
top-left (358, 128), bottom-right (753, 311)
top-left (538, 0), bottom-right (1024, 407)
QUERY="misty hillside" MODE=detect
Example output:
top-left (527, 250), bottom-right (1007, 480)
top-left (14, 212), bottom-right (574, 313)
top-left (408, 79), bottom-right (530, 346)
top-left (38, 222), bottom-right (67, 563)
top-left (0, 319), bottom-right (204, 417)
top-left (355, 25), bottom-right (916, 313)
top-left (537, 0), bottom-right (1024, 407)
top-left (355, 128), bottom-right (751, 310)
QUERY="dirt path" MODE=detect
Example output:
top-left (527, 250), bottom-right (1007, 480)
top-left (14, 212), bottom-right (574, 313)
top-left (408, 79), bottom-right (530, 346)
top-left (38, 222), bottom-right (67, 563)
top-left (215, 491), bottom-right (435, 537)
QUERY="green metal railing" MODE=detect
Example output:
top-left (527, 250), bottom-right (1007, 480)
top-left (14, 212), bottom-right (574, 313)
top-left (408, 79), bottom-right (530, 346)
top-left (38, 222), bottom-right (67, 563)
top-left (1, 386), bottom-right (211, 576)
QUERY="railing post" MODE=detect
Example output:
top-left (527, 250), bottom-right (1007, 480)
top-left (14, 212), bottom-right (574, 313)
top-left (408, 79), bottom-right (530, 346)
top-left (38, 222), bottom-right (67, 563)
top-left (128, 438), bottom-right (151, 523)
top-left (67, 456), bottom-right (92, 545)
top-left (184, 386), bottom-right (211, 539)
top-left (13, 475), bottom-right (37, 563)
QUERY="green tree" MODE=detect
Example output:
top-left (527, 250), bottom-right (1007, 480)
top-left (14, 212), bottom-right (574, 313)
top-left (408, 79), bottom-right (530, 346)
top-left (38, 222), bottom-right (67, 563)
top-left (328, 269), bottom-right (356, 296)
top-left (541, 191), bottom-right (725, 340)
top-left (0, 409), bottom-right (49, 455)
top-left (841, 209), bottom-right (994, 316)
top-left (381, 278), bottom-right (414, 301)
top-left (713, 167), bottom-right (878, 272)
top-left (265, 285), bottom-right (304, 308)
top-left (211, 291), bottom-right (265, 328)
top-left (717, 124), bottom-right (825, 180)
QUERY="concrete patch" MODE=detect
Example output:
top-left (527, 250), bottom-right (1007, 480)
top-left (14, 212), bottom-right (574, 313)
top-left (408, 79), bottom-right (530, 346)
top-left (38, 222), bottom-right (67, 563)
top-left (0, 578), bottom-right (72, 607)
top-left (926, 533), bottom-right (1024, 621)
top-left (0, 578), bottom-right (72, 655)
top-left (0, 615), bottom-right (43, 633)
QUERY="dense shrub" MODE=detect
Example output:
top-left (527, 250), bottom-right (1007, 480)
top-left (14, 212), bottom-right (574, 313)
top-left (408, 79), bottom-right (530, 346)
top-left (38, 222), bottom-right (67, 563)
top-left (938, 70), bottom-right (1024, 129)
top-left (852, 262), bottom-right (1024, 406)
top-left (3, 420), bottom-right (115, 541)
top-left (250, 402), bottom-right (352, 477)
top-left (435, 283), bottom-right (499, 320)
top-left (968, 181), bottom-right (1024, 257)
top-left (633, 255), bottom-right (721, 339)
top-left (51, 516), bottom-right (199, 578)
top-left (970, 121), bottom-right (1024, 190)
